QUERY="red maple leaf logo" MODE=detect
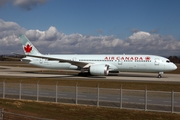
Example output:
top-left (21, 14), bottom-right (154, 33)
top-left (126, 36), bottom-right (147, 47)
top-left (24, 44), bottom-right (32, 53)
top-left (145, 56), bottom-right (151, 61)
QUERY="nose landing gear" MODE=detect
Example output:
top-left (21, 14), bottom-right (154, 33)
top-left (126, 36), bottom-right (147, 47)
top-left (157, 72), bottom-right (164, 78)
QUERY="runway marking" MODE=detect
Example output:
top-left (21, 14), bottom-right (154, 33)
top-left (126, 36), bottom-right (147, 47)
top-left (117, 98), bottom-right (129, 100)
top-left (78, 95), bottom-right (87, 97)
top-left (100, 97), bottom-right (107, 99)
top-left (23, 91), bottom-right (33, 94)
top-left (7, 90), bottom-right (17, 93)
top-left (139, 99), bottom-right (152, 101)
top-left (58, 94), bottom-right (67, 96)
top-left (40, 93), bottom-right (49, 95)
top-left (164, 101), bottom-right (177, 103)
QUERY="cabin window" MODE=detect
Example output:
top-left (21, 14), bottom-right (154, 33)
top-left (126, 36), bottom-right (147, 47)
top-left (166, 60), bottom-right (170, 63)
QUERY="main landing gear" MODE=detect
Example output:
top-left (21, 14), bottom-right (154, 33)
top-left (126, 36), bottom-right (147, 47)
top-left (157, 72), bottom-right (164, 78)
top-left (78, 72), bottom-right (91, 76)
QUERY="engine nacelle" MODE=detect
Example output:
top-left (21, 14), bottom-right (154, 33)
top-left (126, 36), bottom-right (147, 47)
top-left (89, 64), bottom-right (109, 76)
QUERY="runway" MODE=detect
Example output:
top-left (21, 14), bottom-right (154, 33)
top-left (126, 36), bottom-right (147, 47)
top-left (0, 65), bottom-right (180, 83)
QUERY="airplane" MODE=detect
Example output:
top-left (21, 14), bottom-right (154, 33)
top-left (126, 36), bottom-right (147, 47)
top-left (16, 34), bottom-right (177, 78)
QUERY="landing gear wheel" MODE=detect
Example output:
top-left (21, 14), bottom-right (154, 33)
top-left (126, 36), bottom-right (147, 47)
top-left (78, 72), bottom-right (91, 77)
top-left (157, 72), bottom-right (163, 78)
top-left (157, 74), bottom-right (162, 78)
top-left (78, 72), bottom-right (83, 76)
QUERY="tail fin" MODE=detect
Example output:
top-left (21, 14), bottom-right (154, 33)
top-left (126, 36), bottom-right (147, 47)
top-left (19, 34), bottom-right (42, 55)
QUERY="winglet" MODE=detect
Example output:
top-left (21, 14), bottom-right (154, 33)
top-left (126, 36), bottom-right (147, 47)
top-left (19, 35), bottom-right (42, 55)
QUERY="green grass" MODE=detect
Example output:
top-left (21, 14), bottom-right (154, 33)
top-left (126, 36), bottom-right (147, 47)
top-left (1, 99), bottom-right (180, 120)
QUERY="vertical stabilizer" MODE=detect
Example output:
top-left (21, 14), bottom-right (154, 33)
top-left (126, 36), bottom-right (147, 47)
top-left (19, 34), bottom-right (42, 55)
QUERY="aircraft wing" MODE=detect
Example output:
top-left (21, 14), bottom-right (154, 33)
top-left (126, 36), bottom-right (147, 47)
top-left (13, 53), bottom-right (91, 68)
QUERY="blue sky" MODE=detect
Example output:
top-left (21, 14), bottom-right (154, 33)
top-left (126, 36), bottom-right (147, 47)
top-left (0, 0), bottom-right (180, 55)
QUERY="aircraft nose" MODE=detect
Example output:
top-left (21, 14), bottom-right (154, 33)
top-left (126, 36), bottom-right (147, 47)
top-left (173, 64), bottom-right (177, 70)
top-left (167, 63), bottom-right (177, 71)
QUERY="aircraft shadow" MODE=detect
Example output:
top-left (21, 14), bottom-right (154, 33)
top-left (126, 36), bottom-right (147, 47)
top-left (23, 71), bottom-right (168, 79)
top-left (109, 73), bottom-right (167, 78)
top-left (23, 71), bottom-right (106, 78)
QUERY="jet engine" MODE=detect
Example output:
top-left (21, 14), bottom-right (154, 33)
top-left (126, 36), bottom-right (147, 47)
top-left (89, 64), bottom-right (109, 76)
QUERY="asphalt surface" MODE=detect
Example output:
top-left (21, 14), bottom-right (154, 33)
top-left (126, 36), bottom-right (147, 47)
top-left (0, 65), bottom-right (180, 83)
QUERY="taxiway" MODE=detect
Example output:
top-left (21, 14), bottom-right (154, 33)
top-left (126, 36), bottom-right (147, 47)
top-left (0, 65), bottom-right (180, 83)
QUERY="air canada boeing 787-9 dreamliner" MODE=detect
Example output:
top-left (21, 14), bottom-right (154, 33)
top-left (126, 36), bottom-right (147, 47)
top-left (16, 35), bottom-right (177, 78)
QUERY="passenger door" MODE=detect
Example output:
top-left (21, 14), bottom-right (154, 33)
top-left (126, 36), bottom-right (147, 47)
top-left (154, 59), bottom-right (159, 65)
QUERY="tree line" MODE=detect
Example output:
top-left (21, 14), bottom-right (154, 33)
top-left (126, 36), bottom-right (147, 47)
top-left (168, 56), bottom-right (180, 63)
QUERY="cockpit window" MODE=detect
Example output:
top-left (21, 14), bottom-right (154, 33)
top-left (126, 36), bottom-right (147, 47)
top-left (166, 60), bottom-right (170, 63)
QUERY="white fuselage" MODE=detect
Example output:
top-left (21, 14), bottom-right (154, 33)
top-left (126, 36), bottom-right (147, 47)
top-left (22, 54), bottom-right (177, 73)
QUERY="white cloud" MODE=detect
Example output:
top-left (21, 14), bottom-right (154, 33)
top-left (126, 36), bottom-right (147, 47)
top-left (0, 0), bottom-right (47, 10)
top-left (0, 19), bottom-right (25, 48)
top-left (0, 19), bottom-right (180, 56)
top-left (13, 0), bottom-right (47, 11)
top-left (129, 31), bottom-right (151, 40)
top-left (0, 19), bottom-right (20, 31)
